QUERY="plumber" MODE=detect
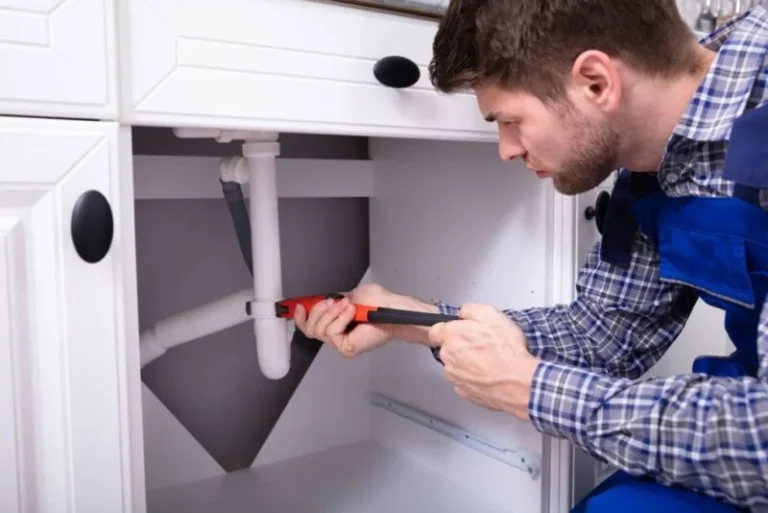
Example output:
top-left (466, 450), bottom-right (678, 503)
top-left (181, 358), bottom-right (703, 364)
top-left (293, 1), bottom-right (768, 511)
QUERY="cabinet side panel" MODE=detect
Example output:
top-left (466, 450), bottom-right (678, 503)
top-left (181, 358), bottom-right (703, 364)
top-left (113, 127), bottom-right (148, 512)
top-left (369, 138), bottom-right (549, 510)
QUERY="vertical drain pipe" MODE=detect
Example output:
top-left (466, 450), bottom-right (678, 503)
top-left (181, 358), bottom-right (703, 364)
top-left (139, 128), bottom-right (293, 379)
top-left (244, 135), bottom-right (291, 379)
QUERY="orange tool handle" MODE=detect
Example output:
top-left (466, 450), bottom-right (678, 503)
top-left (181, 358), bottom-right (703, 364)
top-left (274, 293), bottom-right (375, 323)
top-left (274, 294), bottom-right (459, 326)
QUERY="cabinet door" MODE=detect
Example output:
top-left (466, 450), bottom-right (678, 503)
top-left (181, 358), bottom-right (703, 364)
top-left (0, 0), bottom-right (117, 119)
top-left (0, 116), bottom-right (144, 513)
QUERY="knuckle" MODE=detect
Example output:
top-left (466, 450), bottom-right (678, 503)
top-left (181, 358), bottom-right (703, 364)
top-left (355, 283), bottom-right (383, 298)
top-left (331, 335), bottom-right (356, 357)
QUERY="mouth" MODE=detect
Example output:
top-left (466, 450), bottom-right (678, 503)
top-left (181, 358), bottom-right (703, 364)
top-left (534, 170), bottom-right (551, 179)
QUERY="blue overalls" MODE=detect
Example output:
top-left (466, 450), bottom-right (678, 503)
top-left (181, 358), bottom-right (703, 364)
top-left (571, 103), bottom-right (768, 512)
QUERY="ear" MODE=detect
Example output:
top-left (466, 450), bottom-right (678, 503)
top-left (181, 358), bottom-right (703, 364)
top-left (569, 50), bottom-right (621, 112)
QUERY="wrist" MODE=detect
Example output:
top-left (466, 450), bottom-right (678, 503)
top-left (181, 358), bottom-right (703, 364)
top-left (501, 355), bottom-right (541, 420)
top-left (386, 294), bottom-right (441, 346)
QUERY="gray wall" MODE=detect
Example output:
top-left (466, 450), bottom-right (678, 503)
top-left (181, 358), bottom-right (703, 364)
top-left (133, 128), bottom-right (370, 472)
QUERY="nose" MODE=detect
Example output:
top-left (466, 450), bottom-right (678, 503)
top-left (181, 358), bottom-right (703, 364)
top-left (498, 136), bottom-right (525, 162)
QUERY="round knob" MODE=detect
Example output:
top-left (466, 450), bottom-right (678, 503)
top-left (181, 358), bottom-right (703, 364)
top-left (373, 56), bottom-right (420, 88)
top-left (584, 190), bottom-right (610, 235)
top-left (71, 190), bottom-right (114, 263)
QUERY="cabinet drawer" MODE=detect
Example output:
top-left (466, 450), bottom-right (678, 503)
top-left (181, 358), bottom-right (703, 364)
top-left (125, 0), bottom-right (495, 141)
top-left (0, 0), bottom-right (117, 119)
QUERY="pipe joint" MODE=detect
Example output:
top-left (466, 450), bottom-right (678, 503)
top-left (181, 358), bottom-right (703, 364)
top-left (243, 141), bottom-right (280, 158)
top-left (219, 156), bottom-right (250, 184)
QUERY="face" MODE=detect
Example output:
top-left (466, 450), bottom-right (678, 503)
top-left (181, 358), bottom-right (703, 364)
top-left (474, 53), bottom-right (623, 195)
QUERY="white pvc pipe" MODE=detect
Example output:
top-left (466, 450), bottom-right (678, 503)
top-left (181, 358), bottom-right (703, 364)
top-left (244, 139), bottom-right (291, 379)
top-left (139, 289), bottom-right (254, 367)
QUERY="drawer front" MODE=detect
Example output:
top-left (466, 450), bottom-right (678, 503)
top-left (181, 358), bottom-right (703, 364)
top-left (125, 0), bottom-right (496, 141)
top-left (0, 0), bottom-right (118, 119)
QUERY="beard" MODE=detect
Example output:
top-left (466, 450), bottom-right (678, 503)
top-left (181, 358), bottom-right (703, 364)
top-left (551, 109), bottom-right (620, 196)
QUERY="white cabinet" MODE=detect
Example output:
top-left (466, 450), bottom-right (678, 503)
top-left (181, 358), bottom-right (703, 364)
top-left (0, 0), bottom-right (118, 119)
top-left (122, 0), bottom-right (495, 141)
top-left (1, 1), bottom-right (721, 512)
top-left (0, 116), bottom-right (143, 513)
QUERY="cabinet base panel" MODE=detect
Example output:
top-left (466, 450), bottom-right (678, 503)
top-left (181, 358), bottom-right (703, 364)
top-left (146, 440), bottom-right (513, 513)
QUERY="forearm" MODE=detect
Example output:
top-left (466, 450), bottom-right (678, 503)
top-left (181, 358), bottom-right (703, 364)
top-left (383, 292), bottom-right (442, 346)
top-left (529, 361), bottom-right (768, 510)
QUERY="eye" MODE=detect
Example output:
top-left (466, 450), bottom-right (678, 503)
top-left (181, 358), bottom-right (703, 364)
top-left (499, 118), bottom-right (520, 128)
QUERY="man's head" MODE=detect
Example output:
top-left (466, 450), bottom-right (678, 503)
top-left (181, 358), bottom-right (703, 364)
top-left (429, 0), bottom-right (707, 195)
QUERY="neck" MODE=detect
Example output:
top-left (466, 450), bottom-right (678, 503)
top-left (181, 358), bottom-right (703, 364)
top-left (618, 44), bottom-right (717, 172)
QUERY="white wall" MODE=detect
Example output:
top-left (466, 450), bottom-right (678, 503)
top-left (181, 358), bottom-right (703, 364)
top-left (368, 137), bottom-right (552, 511)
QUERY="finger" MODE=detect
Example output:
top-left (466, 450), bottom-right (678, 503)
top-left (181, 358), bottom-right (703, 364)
top-left (431, 320), bottom-right (476, 363)
top-left (314, 298), bottom-right (350, 336)
top-left (428, 322), bottom-right (446, 346)
top-left (306, 298), bottom-right (335, 335)
top-left (332, 322), bottom-right (380, 357)
top-left (459, 302), bottom-right (499, 323)
top-left (331, 330), bottom-right (361, 358)
top-left (443, 365), bottom-right (459, 384)
top-left (326, 302), bottom-right (356, 335)
top-left (332, 333), bottom-right (357, 357)
top-left (293, 304), bottom-right (307, 330)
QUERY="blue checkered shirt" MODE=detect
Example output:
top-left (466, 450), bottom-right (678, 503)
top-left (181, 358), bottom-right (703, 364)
top-left (436, 6), bottom-right (768, 510)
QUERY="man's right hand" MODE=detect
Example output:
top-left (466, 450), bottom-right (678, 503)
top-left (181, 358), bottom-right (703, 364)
top-left (292, 283), bottom-right (439, 357)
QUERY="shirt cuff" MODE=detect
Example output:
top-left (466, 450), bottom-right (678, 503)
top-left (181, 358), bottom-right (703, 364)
top-left (528, 360), bottom-right (605, 450)
top-left (434, 301), bottom-right (460, 316)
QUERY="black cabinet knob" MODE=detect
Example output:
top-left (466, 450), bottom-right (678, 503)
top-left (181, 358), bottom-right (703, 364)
top-left (584, 190), bottom-right (610, 235)
top-left (71, 190), bottom-right (114, 263)
top-left (373, 56), bottom-right (420, 88)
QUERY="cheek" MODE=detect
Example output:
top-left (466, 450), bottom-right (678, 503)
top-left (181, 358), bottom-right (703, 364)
top-left (526, 127), bottom-right (565, 159)
top-left (519, 129), bottom-right (548, 161)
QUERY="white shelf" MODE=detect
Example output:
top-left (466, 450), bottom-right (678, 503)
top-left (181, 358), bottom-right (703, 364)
top-left (146, 441), bottom-right (514, 513)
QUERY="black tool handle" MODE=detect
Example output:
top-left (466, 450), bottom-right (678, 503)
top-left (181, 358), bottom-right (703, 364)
top-left (367, 307), bottom-right (460, 326)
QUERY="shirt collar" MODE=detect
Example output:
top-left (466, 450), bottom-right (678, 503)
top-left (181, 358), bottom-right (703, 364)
top-left (671, 4), bottom-right (768, 143)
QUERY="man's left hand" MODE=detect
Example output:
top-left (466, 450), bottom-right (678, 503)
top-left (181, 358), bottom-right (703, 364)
top-left (428, 303), bottom-right (541, 421)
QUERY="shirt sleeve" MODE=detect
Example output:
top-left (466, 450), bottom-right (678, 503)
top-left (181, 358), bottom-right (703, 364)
top-left (436, 230), bottom-right (698, 378)
top-left (528, 299), bottom-right (768, 510)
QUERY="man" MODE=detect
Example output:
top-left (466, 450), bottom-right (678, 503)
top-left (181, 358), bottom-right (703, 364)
top-left (294, 1), bottom-right (768, 511)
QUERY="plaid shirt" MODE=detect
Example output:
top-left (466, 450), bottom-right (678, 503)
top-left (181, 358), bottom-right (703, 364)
top-left (436, 5), bottom-right (768, 510)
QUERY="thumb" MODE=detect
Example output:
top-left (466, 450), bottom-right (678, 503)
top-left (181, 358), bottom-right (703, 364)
top-left (459, 302), bottom-right (499, 323)
top-left (428, 322), bottom-right (446, 347)
top-left (333, 324), bottom-right (378, 358)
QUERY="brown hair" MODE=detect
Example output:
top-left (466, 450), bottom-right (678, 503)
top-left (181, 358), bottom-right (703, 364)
top-left (429, 0), bottom-right (700, 102)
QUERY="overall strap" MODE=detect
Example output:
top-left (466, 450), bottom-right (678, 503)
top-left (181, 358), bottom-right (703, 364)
top-left (599, 170), bottom-right (662, 268)
top-left (723, 102), bottom-right (768, 206)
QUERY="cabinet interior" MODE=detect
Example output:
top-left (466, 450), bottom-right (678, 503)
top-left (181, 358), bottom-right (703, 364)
top-left (129, 125), bottom-right (553, 513)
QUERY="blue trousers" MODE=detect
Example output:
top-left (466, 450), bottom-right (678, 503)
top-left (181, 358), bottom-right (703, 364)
top-left (571, 471), bottom-right (743, 513)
